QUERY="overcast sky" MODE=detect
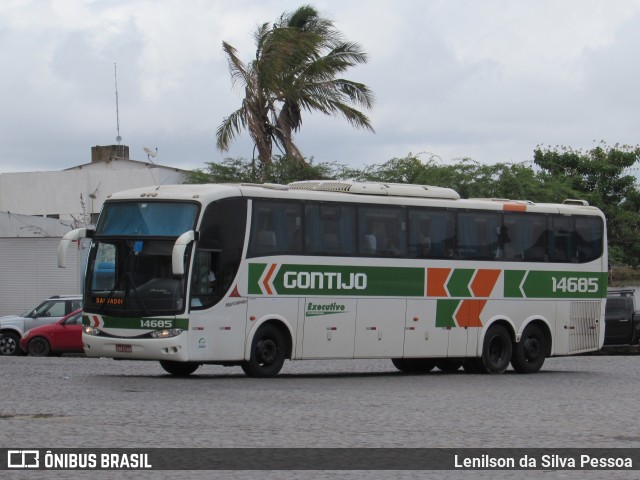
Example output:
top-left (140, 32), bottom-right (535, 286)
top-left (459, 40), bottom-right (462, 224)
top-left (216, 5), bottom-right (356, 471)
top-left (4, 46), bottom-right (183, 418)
top-left (1, 0), bottom-right (639, 174)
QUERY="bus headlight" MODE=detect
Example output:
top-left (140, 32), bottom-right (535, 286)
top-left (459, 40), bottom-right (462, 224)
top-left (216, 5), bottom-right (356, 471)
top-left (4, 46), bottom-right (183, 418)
top-left (150, 328), bottom-right (183, 338)
top-left (84, 326), bottom-right (101, 336)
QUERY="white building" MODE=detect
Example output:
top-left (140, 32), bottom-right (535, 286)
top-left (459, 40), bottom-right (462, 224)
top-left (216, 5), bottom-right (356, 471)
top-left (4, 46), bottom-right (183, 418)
top-left (0, 212), bottom-right (87, 316)
top-left (0, 145), bottom-right (187, 316)
top-left (0, 145), bottom-right (185, 223)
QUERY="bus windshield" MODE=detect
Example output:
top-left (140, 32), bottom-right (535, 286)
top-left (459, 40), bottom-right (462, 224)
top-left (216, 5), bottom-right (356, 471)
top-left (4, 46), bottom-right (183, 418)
top-left (96, 201), bottom-right (198, 237)
top-left (85, 239), bottom-right (188, 316)
top-left (86, 201), bottom-right (199, 316)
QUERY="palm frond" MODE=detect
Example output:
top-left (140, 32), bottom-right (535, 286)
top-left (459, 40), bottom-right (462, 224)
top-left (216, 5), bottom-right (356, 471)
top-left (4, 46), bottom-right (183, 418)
top-left (216, 107), bottom-right (246, 152)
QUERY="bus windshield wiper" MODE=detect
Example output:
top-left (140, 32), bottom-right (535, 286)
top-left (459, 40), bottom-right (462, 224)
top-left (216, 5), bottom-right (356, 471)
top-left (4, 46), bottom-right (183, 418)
top-left (126, 272), bottom-right (151, 316)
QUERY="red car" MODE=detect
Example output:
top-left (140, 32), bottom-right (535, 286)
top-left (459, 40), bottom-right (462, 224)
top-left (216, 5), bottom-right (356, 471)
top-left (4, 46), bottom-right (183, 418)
top-left (19, 309), bottom-right (84, 356)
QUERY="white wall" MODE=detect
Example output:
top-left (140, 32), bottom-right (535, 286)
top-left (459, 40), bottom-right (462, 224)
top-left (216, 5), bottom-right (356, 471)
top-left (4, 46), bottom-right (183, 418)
top-left (0, 237), bottom-right (88, 316)
top-left (0, 159), bottom-right (185, 220)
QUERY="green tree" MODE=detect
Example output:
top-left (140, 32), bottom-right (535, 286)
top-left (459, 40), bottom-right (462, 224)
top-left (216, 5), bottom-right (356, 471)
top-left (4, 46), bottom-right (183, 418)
top-left (216, 5), bottom-right (374, 166)
top-left (534, 143), bottom-right (640, 265)
top-left (347, 153), bottom-right (573, 202)
top-left (185, 156), bottom-right (342, 185)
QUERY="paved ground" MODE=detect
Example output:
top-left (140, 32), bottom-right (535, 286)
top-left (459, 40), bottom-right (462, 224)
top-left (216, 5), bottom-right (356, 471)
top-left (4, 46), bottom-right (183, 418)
top-left (1, 354), bottom-right (639, 479)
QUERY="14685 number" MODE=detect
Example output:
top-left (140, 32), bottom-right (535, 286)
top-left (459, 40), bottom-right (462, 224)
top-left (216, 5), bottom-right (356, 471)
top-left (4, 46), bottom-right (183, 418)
top-left (140, 319), bottom-right (173, 328)
top-left (552, 277), bottom-right (599, 293)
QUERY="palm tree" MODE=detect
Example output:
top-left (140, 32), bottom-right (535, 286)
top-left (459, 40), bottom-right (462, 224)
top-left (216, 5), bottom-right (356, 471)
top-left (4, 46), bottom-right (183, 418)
top-left (216, 5), bottom-right (374, 166)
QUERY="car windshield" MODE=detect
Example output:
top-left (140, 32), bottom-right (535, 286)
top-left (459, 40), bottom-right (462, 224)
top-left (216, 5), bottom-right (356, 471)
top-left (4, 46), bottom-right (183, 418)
top-left (64, 311), bottom-right (83, 325)
top-left (21, 301), bottom-right (59, 318)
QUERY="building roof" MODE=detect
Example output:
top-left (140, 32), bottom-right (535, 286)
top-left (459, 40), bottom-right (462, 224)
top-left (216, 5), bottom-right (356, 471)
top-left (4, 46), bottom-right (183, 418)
top-left (65, 156), bottom-right (186, 173)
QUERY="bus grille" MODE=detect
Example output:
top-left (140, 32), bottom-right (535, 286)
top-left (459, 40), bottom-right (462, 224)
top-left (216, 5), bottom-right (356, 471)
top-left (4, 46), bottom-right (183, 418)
top-left (568, 301), bottom-right (601, 353)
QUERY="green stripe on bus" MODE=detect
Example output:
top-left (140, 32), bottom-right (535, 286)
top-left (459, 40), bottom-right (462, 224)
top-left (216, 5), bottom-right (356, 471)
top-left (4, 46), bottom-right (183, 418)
top-left (446, 269), bottom-right (474, 297)
top-left (248, 263), bottom-right (426, 296)
top-left (248, 263), bottom-right (607, 299)
top-left (504, 270), bottom-right (527, 298)
top-left (274, 264), bottom-right (425, 296)
top-left (248, 263), bottom-right (268, 295)
top-left (435, 299), bottom-right (459, 328)
top-left (504, 271), bottom-right (607, 299)
top-left (83, 315), bottom-right (189, 330)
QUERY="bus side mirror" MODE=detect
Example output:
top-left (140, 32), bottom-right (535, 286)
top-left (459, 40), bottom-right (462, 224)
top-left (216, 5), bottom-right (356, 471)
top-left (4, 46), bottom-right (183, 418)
top-left (58, 228), bottom-right (93, 268)
top-left (172, 230), bottom-right (198, 276)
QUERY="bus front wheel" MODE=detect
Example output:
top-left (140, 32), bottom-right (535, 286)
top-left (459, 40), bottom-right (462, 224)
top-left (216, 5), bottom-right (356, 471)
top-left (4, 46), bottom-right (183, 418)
top-left (481, 324), bottom-right (512, 374)
top-left (159, 360), bottom-right (200, 376)
top-left (242, 324), bottom-right (286, 378)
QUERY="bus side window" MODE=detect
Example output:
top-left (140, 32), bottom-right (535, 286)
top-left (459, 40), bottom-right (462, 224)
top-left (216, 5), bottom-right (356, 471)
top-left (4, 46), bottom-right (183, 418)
top-left (359, 206), bottom-right (406, 257)
top-left (574, 216), bottom-right (603, 263)
top-left (250, 201), bottom-right (303, 256)
top-left (549, 216), bottom-right (572, 262)
top-left (503, 213), bottom-right (547, 262)
top-left (408, 208), bottom-right (454, 259)
top-left (190, 250), bottom-right (218, 308)
top-left (305, 203), bottom-right (355, 256)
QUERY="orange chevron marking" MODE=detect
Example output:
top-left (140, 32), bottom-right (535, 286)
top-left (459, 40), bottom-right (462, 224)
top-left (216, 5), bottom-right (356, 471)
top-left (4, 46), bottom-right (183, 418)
top-left (455, 299), bottom-right (486, 327)
top-left (262, 264), bottom-right (277, 295)
top-left (470, 269), bottom-right (501, 297)
top-left (427, 268), bottom-right (451, 297)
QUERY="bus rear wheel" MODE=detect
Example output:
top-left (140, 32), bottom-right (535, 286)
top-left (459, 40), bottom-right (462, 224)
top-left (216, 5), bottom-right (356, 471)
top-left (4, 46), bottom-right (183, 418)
top-left (242, 324), bottom-right (286, 378)
top-left (159, 360), bottom-right (200, 376)
top-left (391, 358), bottom-right (436, 373)
top-left (481, 324), bottom-right (512, 374)
top-left (511, 324), bottom-right (547, 373)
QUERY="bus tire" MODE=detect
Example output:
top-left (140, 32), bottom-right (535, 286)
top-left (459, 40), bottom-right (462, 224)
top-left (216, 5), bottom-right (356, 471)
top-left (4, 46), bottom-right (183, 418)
top-left (511, 324), bottom-right (547, 374)
top-left (242, 324), bottom-right (286, 378)
top-left (391, 358), bottom-right (435, 373)
top-left (28, 337), bottom-right (51, 357)
top-left (435, 358), bottom-right (464, 372)
top-left (481, 324), bottom-right (512, 374)
top-left (159, 360), bottom-right (200, 376)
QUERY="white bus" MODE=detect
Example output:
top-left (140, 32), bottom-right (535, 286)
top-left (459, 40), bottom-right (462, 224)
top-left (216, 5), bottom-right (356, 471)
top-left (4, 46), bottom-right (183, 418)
top-left (59, 181), bottom-right (607, 377)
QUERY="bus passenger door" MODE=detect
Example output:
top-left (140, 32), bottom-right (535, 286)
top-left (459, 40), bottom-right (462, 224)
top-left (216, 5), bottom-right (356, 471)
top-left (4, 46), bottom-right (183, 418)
top-left (404, 299), bottom-right (449, 358)
top-left (354, 299), bottom-right (405, 358)
top-left (301, 298), bottom-right (357, 359)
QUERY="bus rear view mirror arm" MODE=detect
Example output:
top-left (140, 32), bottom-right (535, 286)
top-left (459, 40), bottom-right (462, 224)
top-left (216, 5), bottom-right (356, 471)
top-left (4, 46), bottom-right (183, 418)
top-left (58, 228), bottom-right (93, 268)
top-left (172, 230), bottom-right (199, 276)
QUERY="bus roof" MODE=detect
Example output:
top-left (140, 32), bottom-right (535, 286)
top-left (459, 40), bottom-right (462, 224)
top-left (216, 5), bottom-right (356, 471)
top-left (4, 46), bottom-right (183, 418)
top-left (105, 182), bottom-right (604, 217)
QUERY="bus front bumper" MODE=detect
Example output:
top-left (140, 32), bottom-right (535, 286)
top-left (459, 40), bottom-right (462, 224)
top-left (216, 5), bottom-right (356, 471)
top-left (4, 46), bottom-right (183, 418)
top-left (82, 333), bottom-right (189, 362)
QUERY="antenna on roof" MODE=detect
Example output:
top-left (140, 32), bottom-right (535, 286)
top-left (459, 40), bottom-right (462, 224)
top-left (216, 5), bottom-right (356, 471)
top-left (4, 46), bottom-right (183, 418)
top-left (114, 62), bottom-right (122, 145)
top-left (144, 147), bottom-right (158, 164)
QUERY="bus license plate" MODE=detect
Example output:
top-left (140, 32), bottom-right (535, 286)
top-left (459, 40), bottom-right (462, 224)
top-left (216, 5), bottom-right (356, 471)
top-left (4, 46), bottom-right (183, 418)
top-left (116, 345), bottom-right (132, 353)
